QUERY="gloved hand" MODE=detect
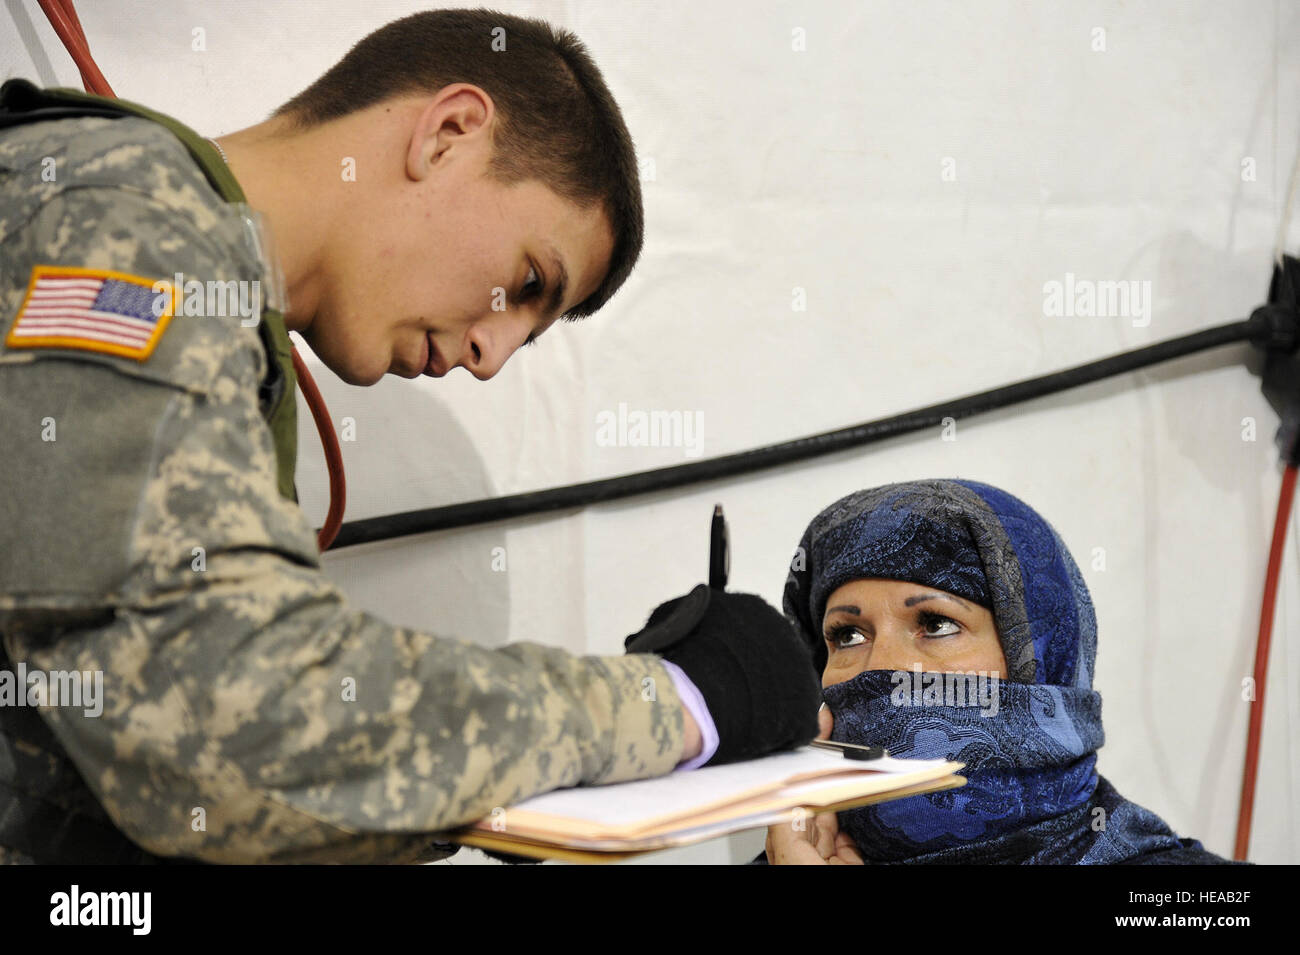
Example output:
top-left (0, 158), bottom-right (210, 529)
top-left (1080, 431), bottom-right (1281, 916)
top-left (625, 584), bottom-right (822, 766)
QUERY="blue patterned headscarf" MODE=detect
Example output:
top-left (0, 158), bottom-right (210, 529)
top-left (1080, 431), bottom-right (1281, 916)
top-left (782, 478), bottom-right (1205, 864)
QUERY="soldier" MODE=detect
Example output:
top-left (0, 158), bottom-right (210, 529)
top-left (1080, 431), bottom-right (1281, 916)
top-left (0, 10), bottom-right (821, 864)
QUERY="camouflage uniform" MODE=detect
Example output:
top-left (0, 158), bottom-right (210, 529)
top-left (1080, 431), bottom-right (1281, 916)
top-left (0, 89), bottom-right (685, 863)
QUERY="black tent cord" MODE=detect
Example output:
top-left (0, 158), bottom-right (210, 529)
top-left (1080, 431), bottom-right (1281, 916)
top-left (326, 306), bottom-right (1296, 550)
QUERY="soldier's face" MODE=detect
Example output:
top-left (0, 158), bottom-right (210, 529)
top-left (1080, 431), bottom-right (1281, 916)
top-left (303, 92), bottom-right (615, 387)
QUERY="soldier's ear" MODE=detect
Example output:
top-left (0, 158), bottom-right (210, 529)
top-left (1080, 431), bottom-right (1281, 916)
top-left (405, 84), bottom-right (493, 182)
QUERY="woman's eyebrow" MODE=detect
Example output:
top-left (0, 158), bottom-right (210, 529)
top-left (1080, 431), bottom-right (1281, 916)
top-left (904, 593), bottom-right (972, 611)
top-left (823, 594), bottom-right (972, 618)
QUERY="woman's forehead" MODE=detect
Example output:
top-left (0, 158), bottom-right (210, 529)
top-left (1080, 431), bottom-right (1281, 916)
top-left (822, 577), bottom-right (973, 609)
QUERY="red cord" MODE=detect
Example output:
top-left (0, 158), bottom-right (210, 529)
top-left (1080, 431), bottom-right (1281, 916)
top-left (38, 0), bottom-right (113, 96)
top-left (1233, 462), bottom-right (1298, 860)
top-left (291, 349), bottom-right (347, 551)
top-left (39, 0), bottom-right (347, 553)
top-left (57, 0), bottom-right (88, 47)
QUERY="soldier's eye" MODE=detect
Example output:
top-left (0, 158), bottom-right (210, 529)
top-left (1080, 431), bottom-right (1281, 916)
top-left (520, 264), bottom-right (542, 301)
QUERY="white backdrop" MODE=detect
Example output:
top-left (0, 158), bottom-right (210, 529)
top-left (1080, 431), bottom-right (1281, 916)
top-left (4, 0), bottom-right (1297, 865)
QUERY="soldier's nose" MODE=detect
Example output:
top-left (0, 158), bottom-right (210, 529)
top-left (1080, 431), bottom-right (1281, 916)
top-left (462, 334), bottom-right (507, 380)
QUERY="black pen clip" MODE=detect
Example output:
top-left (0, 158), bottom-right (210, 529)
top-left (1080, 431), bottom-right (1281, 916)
top-left (809, 739), bottom-right (888, 761)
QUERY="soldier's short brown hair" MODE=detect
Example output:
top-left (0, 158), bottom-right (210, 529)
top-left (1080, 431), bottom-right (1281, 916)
top-left (273, 8), bottom-right (643, 320)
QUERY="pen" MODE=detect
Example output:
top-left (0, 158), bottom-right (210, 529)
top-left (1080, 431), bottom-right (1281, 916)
top-left (809, 739), bottom-right (889, 761)
top-left (709, 503), bottom-right (729, 590)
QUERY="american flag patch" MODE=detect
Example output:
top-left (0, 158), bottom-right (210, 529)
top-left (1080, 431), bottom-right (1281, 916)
top-left (5, 265), bottom-right (176, 361)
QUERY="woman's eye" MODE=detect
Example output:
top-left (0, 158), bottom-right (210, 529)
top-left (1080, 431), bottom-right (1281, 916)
top-left (920, 613), bottom-right (961, 638)
top-left (826, 625), bottom-right (867, 649)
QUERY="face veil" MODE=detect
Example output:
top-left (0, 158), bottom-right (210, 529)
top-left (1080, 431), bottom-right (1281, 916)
top-left (781, 478), bottom-right (1193, 865)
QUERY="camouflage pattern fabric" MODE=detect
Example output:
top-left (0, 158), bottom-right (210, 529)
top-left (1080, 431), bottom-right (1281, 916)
top-left (0, 112), bottom-right (685, 863)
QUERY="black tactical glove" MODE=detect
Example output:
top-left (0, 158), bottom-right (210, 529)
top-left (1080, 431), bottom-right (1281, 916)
top-left (625, 584), bottom-right (822, 766)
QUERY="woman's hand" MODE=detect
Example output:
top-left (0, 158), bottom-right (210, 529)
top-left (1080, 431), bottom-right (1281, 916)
top-left (764, 705), bottom-right (864, 865)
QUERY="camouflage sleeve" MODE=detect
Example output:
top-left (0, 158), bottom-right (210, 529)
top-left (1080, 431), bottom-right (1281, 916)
top-left (0, 174), bottom-right (685, 862)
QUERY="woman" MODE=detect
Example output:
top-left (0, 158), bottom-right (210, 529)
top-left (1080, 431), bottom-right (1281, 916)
top-left (764, 478), bottom-right (1238, 865)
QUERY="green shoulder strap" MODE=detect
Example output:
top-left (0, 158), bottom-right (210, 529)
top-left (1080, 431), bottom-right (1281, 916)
top-left (0, 79), bottom-right (300, 503)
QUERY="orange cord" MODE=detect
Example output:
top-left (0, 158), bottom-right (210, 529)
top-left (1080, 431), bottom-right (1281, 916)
top-left (40, 0), bottom-right (347, 552)
top-left (1233, 461), bottom-right (1297, 860)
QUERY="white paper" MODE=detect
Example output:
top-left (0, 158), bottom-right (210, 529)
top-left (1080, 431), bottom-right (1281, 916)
top-left (504, 745), bottom-right (951, 828)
